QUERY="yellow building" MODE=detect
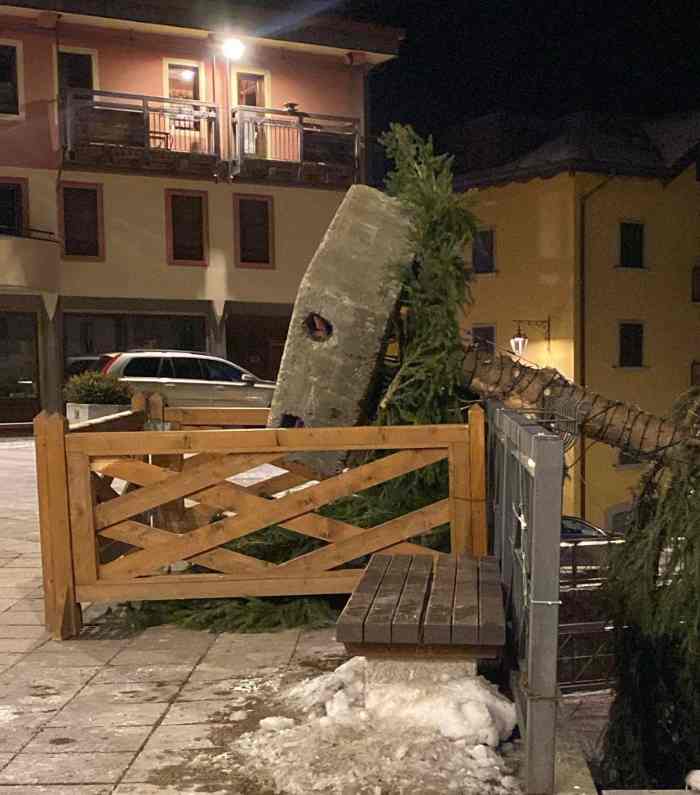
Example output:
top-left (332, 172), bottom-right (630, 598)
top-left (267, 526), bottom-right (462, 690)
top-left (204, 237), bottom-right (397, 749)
top-left (454, 112), bottom-right (700, 529)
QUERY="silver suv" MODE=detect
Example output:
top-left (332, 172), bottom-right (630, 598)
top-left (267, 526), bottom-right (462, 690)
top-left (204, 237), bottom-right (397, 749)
top-left (100, 350), bottom-right (275, 407)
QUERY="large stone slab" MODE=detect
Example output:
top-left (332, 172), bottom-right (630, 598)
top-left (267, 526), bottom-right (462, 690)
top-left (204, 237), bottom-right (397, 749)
top-left (268, 184), bottom-right (412, 476)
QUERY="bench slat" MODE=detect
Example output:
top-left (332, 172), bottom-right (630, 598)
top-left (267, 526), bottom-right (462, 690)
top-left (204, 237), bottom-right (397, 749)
top-left (452, 553), bottom-right (479, 644)
top-left (479, 556), bottom-right (505, 646)
top-left (423, 555), bottom-right (457, 644)
top-left (335, 554), bottom-right (391, 643)
top-left (392, 554), bottom-right (433, 643)
top-left (364, 554), bottom-right (412, 643)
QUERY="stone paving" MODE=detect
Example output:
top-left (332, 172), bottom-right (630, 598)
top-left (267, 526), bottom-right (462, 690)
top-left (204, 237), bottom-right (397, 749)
top-left (0, 439), bottom-right (348, 793)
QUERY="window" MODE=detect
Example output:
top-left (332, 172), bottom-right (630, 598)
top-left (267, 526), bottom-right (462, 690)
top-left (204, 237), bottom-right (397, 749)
top-left (0, 179), bottom-right (26, 235)
top-left (618, 451), bottom-right (644, 467)
top-left (618, 322), bottom-right (644, 367)
top-left (0, 44), bottom-right (19, 116)
top-left (172, 357), bottom-right (204, 380)
top-left (235, 195), bottom-right (274, 268)
top-left (58, 51), bottom-right (94, 97)
top-left (168, 64), bottom-right (199, 101)
top-left (123, 357), bottom-right (162, 378)
top-left (203, 359), bottom-right (244, 382)
top-left (166, 190), bottom-right (208, 266)
top-left (237, 73), bottom-right (265, 107)
top-left (691, 361), bottom-right (700, 387)
top-left (471, 324), bottom-right (495, 351)
top-left (692, 266), bottom-right (700, 302)
top-left (472, 229), bottom-right (495, 273)
top-left (620, 222), bottom-right (644, 268)
top-left (60, 183), bottom-right (104, 259)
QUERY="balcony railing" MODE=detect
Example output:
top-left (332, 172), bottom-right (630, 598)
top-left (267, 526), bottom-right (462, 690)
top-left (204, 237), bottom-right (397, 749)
top-left (63, 89), bottom-right (221, 176)
top-left (231, 105), bottom-right (360, 187)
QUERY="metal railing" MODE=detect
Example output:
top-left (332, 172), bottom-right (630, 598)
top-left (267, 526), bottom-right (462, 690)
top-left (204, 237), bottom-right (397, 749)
top-left (63, 88), bottom-right (221, 157)
top-left (231, 104), bottom-right (360, 173)
top-left (488, 401), bottom-right (564, 795)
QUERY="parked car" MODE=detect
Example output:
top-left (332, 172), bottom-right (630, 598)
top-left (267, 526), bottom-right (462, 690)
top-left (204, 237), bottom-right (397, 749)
top-left (65, 356), bottom-right (102, 378)
top-left (561, 515), bottom-right (610, 541)
top-left (99, 350), bottom-right (276, 407)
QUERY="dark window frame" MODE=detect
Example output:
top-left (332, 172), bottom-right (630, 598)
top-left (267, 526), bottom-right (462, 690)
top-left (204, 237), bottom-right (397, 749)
top-left (472, 229), bottom-right (495, 274)
top-left (165, 189), bottom-right (209, 267)
top-left (618, 321), bottom-right (644, 368)
top-left (0, 176), bottom-right (28, 236)
top-left (619, 221), bottom-right (645, 269)
top-left (234, 194), bottom-right (275, 269)
top-left (0, 42), bottom-right (21, 117)
top-left (471, 324), bottom-right (496, 352)
top-left (59, 181), bottom-right (105, 260)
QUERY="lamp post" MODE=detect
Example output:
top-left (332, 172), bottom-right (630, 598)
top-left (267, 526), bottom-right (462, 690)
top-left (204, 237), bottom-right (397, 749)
top-left (510, 317), bottom-right (551, 357)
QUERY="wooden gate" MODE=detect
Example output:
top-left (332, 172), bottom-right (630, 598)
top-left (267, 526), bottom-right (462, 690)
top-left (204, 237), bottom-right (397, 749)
top-left (35, 396), bottom-right (487, 639)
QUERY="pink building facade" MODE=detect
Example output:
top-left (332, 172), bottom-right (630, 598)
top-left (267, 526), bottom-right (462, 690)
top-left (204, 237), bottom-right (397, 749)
top-left (0, 2), bottom-right (400, 422)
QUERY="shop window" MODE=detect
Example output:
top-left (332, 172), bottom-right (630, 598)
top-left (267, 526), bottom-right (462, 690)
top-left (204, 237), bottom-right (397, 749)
top-left (60, 183), bottom-right (104, 259)
top-left (0, 44), bottom-right (19, 116)
top-left (619, 222), bottom-right (644, 268)
top-left (472, 324), bottom-right (496, 351)
top-left (235, 195), bottom-right (273, 268)
top-left (166, 190), bottom-right (208, 266)
top-left (618, 322), bottom-right (644, 367)
top-left (0, 180), bottom-right (26, 236)
top-left (472, 229), bottom-right (495, 273)
top-left (0, 312), bottom-right (38, 399)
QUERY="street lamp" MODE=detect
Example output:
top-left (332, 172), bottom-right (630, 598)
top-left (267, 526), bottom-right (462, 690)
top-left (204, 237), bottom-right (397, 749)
top-left (222, 37), bottom-right (246, 60)
top-left (510, 317), bottom-right (551, 357)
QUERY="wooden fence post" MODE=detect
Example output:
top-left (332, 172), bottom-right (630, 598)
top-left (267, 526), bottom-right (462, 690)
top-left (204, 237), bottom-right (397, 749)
top-left (34, 412), bottom-right (82, 639)
top-left (468, 404), bottom-right (488, 557)
top-left (448, 426), bottom-right (471, 555)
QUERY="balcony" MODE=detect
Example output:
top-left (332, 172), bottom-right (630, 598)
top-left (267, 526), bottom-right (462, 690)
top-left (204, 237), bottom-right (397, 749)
top-left (0, 231), bottom-right (59, 292)
top-left (231, 105), bottom-right (360, 188)
top-left (63, 89), bottom-right (223, 179)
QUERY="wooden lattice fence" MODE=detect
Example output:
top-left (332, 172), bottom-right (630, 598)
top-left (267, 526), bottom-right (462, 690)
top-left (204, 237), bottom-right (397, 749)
top-left (35, 395), bottom-right (487, 639)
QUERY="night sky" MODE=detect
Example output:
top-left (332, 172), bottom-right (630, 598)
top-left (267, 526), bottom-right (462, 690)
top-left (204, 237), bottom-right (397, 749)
top-left (339, 0), bottom-right (700, 148)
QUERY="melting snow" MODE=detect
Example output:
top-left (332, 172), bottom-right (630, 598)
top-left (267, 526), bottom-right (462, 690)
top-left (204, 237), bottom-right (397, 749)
top-left (234, 656), bottom-right (521, 794)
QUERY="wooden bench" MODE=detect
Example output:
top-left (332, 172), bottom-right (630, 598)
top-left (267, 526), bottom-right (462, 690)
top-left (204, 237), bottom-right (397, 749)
top-left (336, 553), bottom-right (506, 659)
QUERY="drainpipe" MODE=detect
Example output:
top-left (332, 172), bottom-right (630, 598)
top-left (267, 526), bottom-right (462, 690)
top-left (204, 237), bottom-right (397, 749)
top-left (578, 175), bottom-right (614, 519)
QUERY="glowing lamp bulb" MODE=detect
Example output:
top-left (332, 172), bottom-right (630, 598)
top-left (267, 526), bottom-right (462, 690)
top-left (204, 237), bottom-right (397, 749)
top-left (222, 38), bottom-right (245, 60)
top-left (510, 327), bottom-right (528, 357)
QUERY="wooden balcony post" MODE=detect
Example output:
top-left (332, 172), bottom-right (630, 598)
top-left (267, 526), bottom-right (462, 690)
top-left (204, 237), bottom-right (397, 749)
top-left (34, 412), bottom-right (82, 639)
top-left (448, 434), bottom-right (471, 556)
top-left (468, 405), bottom-right (488, 557)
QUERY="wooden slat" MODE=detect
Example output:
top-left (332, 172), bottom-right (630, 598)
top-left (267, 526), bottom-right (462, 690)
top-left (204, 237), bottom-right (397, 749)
top-left (99, 449), bottom-right (447, 579)
top-left (245, 470), bottom-right (312, 497)
top-left (66, 424), bottom-right (470, 456)
top-left (380, 542), bottom-right (445, 559)
top-left (452, 553), bottom-right (479, 644)
top-left (336, 554), bottom-right (391, 643)
top-left (94, 452), bottom-right (281, 530)
top-left (67, 409), bottom-right (145, 434)
top-left (344, 642), bottom-right (499, 660)
top-left (392, 555), bottom-right (433, 644)
top-left (34, 413), bottom-right (57, 632)
top-left (478, 556), bottom-right (505, 646)
top-left (364, 555), bottom-right (412, 643)
top-left (423, 555), bottom-right (457, 645)
top-left (469, 405), bottom-right (488, 557)
top-left (164, 407), bottom-right (270, 427)
top-left (279, 499), bottom-right (450, 575)
top-left (76, 569), bottom-right (363, 602)
top-left (99, 521), bottom-right (273, 574)
top-left (67, 451), bottom-right (99, 586)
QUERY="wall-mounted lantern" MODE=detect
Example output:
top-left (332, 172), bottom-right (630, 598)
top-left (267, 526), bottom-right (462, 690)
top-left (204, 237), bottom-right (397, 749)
top-left (510, 317), bottom-right (551, 357)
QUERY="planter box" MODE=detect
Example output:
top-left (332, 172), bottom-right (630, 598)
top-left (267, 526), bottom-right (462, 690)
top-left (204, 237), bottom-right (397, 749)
top-left (66, 402), bottom-right (129, 425)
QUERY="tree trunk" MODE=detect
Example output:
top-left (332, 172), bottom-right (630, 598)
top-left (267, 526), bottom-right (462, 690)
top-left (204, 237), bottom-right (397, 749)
top-left (464, 347), bottom-right (690, 460)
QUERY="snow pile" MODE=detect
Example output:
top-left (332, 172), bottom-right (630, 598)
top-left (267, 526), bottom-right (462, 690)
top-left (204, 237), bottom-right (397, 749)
top-left (233, 656), bottom-right (521, 794)
top-left (687, 769), bottom-right (700, 791)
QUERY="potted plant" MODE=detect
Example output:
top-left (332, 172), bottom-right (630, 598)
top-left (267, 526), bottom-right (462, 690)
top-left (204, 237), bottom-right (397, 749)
top-left (64, 371), bottom-right (133, 424)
